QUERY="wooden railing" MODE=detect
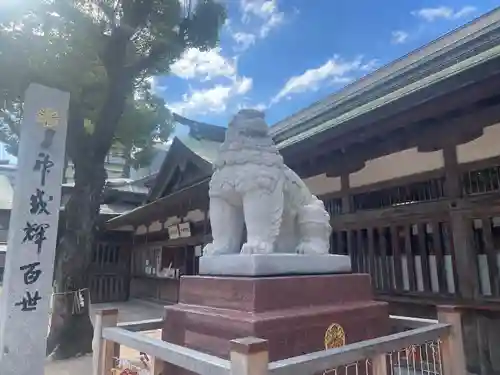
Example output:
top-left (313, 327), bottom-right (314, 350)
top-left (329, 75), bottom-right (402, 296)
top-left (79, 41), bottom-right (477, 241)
top-left (330, 219), bottom-right (458, 298)
top-left (93, 306), bottom-right (466, 375)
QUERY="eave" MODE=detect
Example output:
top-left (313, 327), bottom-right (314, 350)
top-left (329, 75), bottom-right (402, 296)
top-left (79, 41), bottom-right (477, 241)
top-left (271, 8), bottom-right (500, 141)
top-left (277, 43), bottom-right (500, 152)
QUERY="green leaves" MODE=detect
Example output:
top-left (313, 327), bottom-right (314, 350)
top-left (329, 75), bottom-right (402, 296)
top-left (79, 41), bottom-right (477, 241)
top-left (0, 0), bottom-right (225, 164)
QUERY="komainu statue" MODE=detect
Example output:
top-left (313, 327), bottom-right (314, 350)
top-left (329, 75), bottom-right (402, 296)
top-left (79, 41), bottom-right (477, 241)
top-left (203, 109), bottom-right (331, 256)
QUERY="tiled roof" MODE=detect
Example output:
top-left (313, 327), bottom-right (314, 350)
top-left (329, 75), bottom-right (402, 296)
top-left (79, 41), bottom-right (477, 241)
top-left (177, 134), bottom-right (221, 165)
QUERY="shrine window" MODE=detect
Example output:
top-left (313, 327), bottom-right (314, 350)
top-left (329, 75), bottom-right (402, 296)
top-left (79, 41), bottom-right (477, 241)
top-left (462, 165), bottom-right (500, 195)
top-left (323, 197), bottom-right (342, 216)
top-left (351, 177), bottom-right (446, 211)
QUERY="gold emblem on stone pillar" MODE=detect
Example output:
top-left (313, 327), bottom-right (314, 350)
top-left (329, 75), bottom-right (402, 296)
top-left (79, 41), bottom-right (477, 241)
top-left (36, 108), bottom-right (60, 129)
top-left (324, 323), bottom-right (346, 349)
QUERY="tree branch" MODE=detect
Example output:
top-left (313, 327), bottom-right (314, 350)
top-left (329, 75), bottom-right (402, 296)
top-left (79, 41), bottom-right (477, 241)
top-left (127, 37), bottom-right (183, 75)
top-left (121, 0), bottom-right (154, 30)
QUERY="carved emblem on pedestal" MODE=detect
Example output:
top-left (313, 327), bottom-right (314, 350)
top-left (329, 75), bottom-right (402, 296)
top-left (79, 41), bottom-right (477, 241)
top-left (323, 323), bottom-right (346, 375)
top-left (324, 322), bottom-right (346, 349)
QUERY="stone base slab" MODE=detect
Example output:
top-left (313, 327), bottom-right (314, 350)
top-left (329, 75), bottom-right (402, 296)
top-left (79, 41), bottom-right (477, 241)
top-left (163, 274), bottom-right (390, 367)
top-left (199, 254), bottom-right (352, 276)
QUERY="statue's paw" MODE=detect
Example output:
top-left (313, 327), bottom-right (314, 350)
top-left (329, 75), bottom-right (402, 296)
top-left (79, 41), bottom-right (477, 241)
top-left (295, 242), bottom-right (308, 254)
top-left (296, 241), bottom-right (329, 255)
top-left (203, 243), bottom-right (234, 256)
top-left (241, 241), bottom-right (274, 254)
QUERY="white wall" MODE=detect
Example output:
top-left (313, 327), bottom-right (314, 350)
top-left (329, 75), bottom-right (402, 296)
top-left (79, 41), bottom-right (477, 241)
top-left (303, 174), bottom-right (341, 196)
top-left (350, 147), bottom-right (444, 188)
top-left (457, 122), bottom-right (500, 164)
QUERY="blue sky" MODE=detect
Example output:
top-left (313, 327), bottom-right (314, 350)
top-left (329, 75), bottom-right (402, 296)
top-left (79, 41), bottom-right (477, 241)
top-left (154, 0), bottom-right (499, 130)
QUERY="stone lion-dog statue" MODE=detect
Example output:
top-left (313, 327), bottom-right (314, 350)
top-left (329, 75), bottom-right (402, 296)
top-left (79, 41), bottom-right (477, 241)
top-left (203, 109), bottom-right (331, 256)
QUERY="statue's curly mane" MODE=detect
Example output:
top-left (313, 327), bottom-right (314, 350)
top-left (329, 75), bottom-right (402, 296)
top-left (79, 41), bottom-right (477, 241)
top-left (213, 110), bottom-right (284, 170)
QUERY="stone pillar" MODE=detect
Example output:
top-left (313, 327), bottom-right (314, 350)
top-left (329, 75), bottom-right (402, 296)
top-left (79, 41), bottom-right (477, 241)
top-left (0, 84), bottom-right (69, 375)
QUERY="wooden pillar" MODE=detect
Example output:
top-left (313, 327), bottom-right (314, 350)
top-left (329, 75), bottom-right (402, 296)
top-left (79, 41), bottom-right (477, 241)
top-left (230, 337), bottom-right (269, 375)
top-left (437, 306), bottom-right (467, 375)
top-left (150, 357), bottom-right (164, 375)
top-left (443, 144), bottom-right (480, 299)
top-left (93, 308), bottom-right (119, 375)
top-left (340, 172), bottom-right (352, 214)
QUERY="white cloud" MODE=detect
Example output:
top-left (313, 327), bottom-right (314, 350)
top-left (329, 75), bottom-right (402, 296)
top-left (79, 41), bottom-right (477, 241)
top-left (391, 30), bottom-right (409, 44)
top-left (254, 103), bottom-right (268, 111)
top-left (412, 6), bottom-right (476, 22)
top-left (168, 43), bottom-right (255, 117)
top-left (271, 56), bottom-right (376, 104)
top-left (232, 32), bottom-right (257, 51)
top-left (240, 0), bottom-right (285, 39)
top-left (169, 76), bottom-right (253, 116)
top-left (360, 59), bottom-right (379, 72)
top-left (170, 48), bottom-right (236, 81)
top-left (259, 11), bottom-right (285, 38)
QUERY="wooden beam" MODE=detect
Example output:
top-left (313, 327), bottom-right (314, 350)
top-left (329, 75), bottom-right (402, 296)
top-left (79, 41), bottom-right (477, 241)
top-left (340, 172), bottom-right (351, 214)
top-left (367, 227), bottom-right (378, 288)
top-left (482, 218), bottom-right (500, 297)
top-left (293, 97), bottom-right (500, 179)
top-left (417, 223), bottom-right (432, 293)
top-left (443, 143), bottom-right (481, 299)
top-left (404, 225), bottom-right (417, 292)
top-left (282, 70), bottom-right (500, 161)
top-left (391, 225), bottom-right (404, 292)
top-left (431, 220), bottom-right (448, 294)
top-left (102, 327), bottom-right (231, 375)
top-left (379, 226), bottom-right (391, 292)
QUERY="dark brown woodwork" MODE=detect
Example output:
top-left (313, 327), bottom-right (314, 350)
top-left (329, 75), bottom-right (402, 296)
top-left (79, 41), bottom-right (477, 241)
top-left (378, 226), bottom-right (391, 292)
top-left (481, 218), bottom-right (499, 297)
top-left (449, 211), bottom-right (480, 299)
top-left (284, 69), bottom-right (500, 167)
top-left (340, 172), bottom-right (351, 214)
top-left (417, 223), bottom-right (432, 292)
top-left (335, 230), bottom-right (344, 255)
top-left (367, 227), bottom-right (377, 287)
top-left (347, 230), bottom-right (357, 272)
top-left (443, 145), bottom-right (461, 200)
top-left (357, 229), bottom-right (366, 273)
top-left (431, 221), bottom-right (448, 294)
top-left (391, 226), bottom-right (404, 291)
top-left (443, 142), bottom-right (481, 299)
top-left (89, 240), bottom-right (131, 303)
top-left (404, 225), bottom-right (417, 292)
top-left (296, 97), bottom-right (500, 179)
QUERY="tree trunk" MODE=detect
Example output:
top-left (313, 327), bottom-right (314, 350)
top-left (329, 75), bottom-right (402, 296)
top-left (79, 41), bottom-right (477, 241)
top-left (47, 154), bottom-right (107, 359)
top-left (46, 33), bottom-right (132, 359)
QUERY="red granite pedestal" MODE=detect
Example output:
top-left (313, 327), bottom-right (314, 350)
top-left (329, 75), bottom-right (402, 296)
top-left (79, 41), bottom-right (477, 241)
top-left (162, 274), bottom-right (389, 372)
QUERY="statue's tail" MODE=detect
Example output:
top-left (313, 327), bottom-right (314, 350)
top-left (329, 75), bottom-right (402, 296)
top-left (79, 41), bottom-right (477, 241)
top-left (296, 197), bottom-right (332, 254)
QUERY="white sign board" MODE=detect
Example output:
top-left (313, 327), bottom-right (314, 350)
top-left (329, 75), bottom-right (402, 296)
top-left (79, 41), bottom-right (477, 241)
top-left (167, 224), bottom-right (180, 239)
top-left (178, 222), bottom-right (191, 238)
top-left (0, 84), bottom-right (69, 375)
